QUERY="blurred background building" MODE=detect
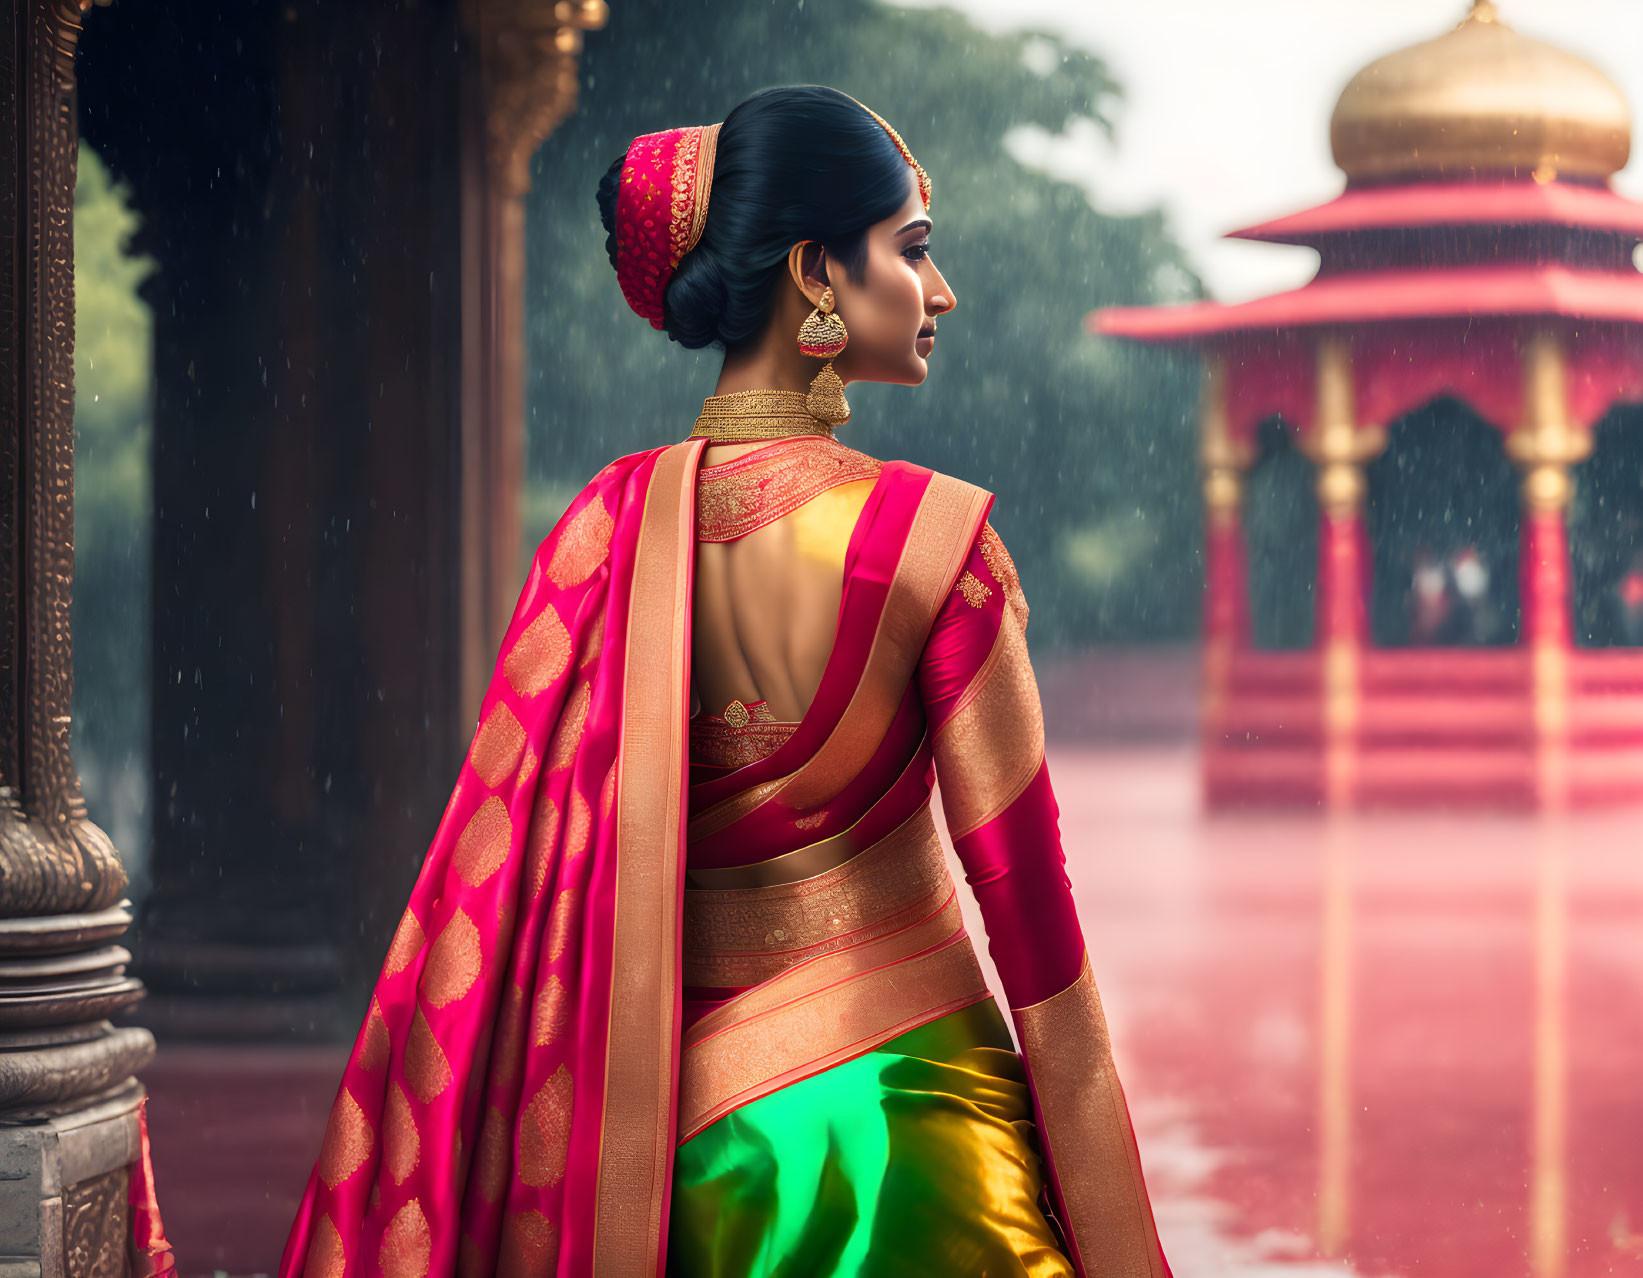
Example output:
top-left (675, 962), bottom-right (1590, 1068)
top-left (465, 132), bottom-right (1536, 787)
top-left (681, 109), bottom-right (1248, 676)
top-left (1098, 0), bottom-right (1643, 810)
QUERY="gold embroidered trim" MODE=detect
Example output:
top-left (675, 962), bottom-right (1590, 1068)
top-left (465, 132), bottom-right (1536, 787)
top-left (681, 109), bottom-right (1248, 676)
top-left (932, 605), bottom-right (1046, 841)
top-left (682, 803), bottom-right (948, 987)
top-left (695, 435), bottom-right (882, 542)
top-left (688, 718), bottom-right (798, 770)
top-left (686, 744), bottom-right (930, 888)
top-left (595, 438), bottom-right (699, 1273)
top-left (1013, 954), bottom-right (1168, 1278)
top-left (677, 902), bottom-right (987, 1141)
top-left (979, 521), bottom-right (1028, 627)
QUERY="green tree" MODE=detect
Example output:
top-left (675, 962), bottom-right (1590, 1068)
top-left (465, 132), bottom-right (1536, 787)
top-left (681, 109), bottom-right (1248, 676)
top-left (72, 141), bottom-right (155, 874)
top-left (524, 0), bottom-right (1202, 648)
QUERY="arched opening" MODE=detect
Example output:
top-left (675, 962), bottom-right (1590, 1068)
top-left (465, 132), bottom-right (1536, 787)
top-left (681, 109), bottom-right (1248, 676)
top-left (1366, 397), bottom-right (1519, 647)
top-left (1570, 404), bottom-right (1643, 646)
top-left (1243, 416), bottom-right (1317, 649)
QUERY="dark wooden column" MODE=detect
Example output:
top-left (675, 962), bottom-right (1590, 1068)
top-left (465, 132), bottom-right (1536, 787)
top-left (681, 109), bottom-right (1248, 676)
top-left (458, 0), bottom-right (608, 718)
top-left (0, 0), bottom-right (157, 1269)
top-left (69, 0), bottom-right (610, 1039)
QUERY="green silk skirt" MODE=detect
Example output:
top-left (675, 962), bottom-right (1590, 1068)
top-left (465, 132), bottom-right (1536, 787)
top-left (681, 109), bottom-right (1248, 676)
top-left (668, 997), bottom-right (1075, 1277)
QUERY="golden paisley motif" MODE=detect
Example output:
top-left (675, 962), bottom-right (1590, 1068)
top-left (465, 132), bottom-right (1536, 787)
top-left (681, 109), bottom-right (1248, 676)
top-left (383, 1082), bottom-right (420, 1186)
top-left (547, 681), bottom-right (592, 773)
top-left (357, 998), bottom-right (390, 1072)
top-left (546, 888), bottom-right (579, 965)
top-left (492, 980), bottom-right (527, 1087)
top-left (577, 610), bottom-right (607, 672)
top-left (600, 763), bottom-right (617, 821)
top-left (302, 1215), bottom-right (346, 1278)
top-left (526, 795), bottom-right (561, 900)
top-left (532, 973), bottom-right (570, 1048)
top-left (564, 789), bottom-right (592, 862)
top-left (405, 1008), bottom-right (452, 1103)
top-left (503, 607), bottom-right (572, 699)
top-left (384, 910), bottom-right (424, 977)
top-left (469, 702), bottom-right (527, 789)
top-left (453, 796), bottom-right (511, 888)
top-left (379, 1200), bottom-right (432, 1278)
top-left (518, 1064), bottom-right (574, 1188)
top-left (547, 496), bottom-right (614, 588)
top-left (317, 1087), bottom-right (373, 1189)
top-left (498, 1211), bottom-right (561, 1278)
top-left (475, 1103), bottom-right (512, 1204)
top-left (516, 743), bottom-right (540, 790)
top-left (956, 569), bottom-right (992, 609)
top-left (422, 909), bottom-right (482, 1009)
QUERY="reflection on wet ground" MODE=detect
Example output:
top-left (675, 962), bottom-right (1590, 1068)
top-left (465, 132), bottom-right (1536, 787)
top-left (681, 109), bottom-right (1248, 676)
top-left (142, 744), bottom-right (1643, 1276)
top-left (1015, 746), bottom-right (1643, 1278)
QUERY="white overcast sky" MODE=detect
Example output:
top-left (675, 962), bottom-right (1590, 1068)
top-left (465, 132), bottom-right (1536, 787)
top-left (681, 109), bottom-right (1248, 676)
top-left (894, 0), bottom-right (1643, 303)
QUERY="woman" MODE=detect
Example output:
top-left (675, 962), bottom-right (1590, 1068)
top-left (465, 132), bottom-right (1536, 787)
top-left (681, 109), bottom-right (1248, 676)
top-left (280, 86), bottom-right (1169, 1278)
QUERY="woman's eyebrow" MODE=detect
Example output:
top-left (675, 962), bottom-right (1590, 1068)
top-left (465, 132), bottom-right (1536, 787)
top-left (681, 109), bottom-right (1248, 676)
top-left (896, 218), bottom-right (933, 235)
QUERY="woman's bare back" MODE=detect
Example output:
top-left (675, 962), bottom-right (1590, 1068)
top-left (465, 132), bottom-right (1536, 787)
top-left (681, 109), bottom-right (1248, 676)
top-left (690, 441), bottom-right (876, 723)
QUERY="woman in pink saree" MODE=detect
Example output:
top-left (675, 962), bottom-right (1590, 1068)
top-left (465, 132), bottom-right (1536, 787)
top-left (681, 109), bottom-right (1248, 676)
top-left (280, 86), bottom-right (1169, 1277)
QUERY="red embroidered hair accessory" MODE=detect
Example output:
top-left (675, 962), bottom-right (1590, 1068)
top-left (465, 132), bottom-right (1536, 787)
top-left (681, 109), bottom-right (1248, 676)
top-left (616, 122), bottom-right (722, 330)
top-left (615, 101), bottom-right (931, 330)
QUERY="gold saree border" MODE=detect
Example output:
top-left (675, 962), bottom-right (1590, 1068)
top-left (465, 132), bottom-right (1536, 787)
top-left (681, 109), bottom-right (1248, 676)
top-left (934, 604), bottom-right (1047, 841)
top-left (687, 471), bottom-right (990, 841)
top-left (677, 896), bottom-right (988, 1142)
top-left (1012, 953), bottom-right (1167, 1278)
top-left (683, 738), bottom-right (930, 890)
top-left (594, 437), bottom-right (705, 1276)
top-left (681, 802), bottom-right (948, 987)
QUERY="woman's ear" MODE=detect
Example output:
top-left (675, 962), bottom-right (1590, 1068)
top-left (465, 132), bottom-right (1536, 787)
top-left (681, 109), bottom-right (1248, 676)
top-left (785, 240), bottom-right (830, 307)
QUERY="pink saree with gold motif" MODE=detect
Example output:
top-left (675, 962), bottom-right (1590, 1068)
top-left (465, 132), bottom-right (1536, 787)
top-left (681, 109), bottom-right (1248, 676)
top-left (279, 436), bottom-right (1169, 1278)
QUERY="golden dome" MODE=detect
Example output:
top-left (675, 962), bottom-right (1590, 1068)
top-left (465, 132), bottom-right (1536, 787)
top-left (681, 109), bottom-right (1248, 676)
top-left (1331, 1), bottom-right (1632, 184)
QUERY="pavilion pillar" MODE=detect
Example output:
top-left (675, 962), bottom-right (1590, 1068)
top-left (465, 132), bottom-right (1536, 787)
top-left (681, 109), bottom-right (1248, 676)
top-left (1507, 330), bottom-right (1590, 811)
top-left (1302, 335), bottom-right (1386, 809)
top-left (1200, 354), bottom-right (1253, 749)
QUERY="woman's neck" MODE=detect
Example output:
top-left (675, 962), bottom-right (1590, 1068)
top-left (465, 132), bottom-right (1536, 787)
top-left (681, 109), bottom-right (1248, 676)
top-left (713, 310), bottom-right (845, 398)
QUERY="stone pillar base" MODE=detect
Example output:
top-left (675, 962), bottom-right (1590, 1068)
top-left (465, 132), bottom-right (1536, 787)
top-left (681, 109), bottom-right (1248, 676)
top-left (0, 1082), bottom-right (148, 1278)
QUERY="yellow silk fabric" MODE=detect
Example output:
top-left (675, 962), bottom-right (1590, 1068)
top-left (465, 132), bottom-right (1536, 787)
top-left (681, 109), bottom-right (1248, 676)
top-left (668, 999), bottom-right (1074, 1277)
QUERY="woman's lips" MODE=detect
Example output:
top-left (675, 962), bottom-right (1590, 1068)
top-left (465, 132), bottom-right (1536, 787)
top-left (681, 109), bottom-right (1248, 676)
top-left (916, 332), bottom-right (935, 354)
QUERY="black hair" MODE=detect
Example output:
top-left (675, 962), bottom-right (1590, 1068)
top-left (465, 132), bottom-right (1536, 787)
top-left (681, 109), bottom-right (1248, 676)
top-left (597, 85), bottom-right (917, 350)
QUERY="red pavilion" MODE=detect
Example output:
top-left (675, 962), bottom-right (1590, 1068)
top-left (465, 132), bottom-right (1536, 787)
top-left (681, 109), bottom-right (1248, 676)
top-left (1095, 1), bottom-right (1643, 810)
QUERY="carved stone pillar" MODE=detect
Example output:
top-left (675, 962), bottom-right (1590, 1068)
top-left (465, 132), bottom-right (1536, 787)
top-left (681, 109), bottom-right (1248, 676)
top-left (1507, 329), bottom-right (1590, 811)
top-left (458, 0), bottom-right (609, 723)
top-left (1301, 335), bottom-right (1386, 809)
top-left (0, 0), bottom-right (156, 1270)
top-left (1199, 354), bottom-right (1253, 745)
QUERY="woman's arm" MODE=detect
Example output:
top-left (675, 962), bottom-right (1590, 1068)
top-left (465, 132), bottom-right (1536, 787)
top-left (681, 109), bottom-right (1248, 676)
top-left (917, 521), bottom-right (1170, 1278)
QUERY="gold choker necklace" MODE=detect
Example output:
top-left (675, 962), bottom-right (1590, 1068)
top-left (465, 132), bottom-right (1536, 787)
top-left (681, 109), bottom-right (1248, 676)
top-left (690, 389), bottom-right (838, 443)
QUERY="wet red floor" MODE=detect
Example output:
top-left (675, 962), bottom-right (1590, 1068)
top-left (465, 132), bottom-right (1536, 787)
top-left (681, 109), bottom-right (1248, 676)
top-left (142, 745), bottom-right (1643, 1277)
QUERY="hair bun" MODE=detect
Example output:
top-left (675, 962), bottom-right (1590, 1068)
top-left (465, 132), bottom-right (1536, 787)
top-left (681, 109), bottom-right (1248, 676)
top-left (592, 86), bottom-right (918, 351)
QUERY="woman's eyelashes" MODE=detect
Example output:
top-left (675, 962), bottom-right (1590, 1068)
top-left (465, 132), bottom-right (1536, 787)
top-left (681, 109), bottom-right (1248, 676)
top-left (903, 241), bottom-right (931, 263)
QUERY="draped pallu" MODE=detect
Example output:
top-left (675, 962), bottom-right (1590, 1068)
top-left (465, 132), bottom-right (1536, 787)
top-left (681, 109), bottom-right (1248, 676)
top-left (281, 436), bottom-right (1168, 1278)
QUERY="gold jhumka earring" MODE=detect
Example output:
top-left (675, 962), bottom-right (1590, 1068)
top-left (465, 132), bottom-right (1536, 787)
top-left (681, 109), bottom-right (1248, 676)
top-left (797, 286), bottom-right (851, 426)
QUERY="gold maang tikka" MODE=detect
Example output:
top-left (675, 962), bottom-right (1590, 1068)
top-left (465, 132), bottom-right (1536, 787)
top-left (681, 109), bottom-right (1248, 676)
top-left (797, 286), bottom-right (851, 426)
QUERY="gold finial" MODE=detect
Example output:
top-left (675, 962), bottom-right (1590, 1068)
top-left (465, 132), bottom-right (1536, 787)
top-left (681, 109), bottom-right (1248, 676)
top-left (1467, 0), bottom-right (1500, 23)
